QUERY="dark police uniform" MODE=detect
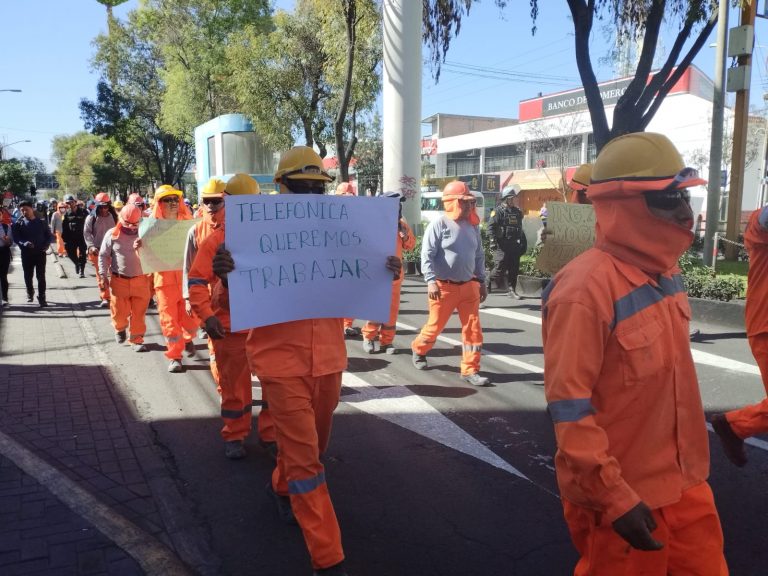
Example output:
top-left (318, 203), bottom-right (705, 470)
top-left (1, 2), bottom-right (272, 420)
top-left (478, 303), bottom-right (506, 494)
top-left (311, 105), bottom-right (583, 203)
top-left (488, 202), bottom-right (526, 294)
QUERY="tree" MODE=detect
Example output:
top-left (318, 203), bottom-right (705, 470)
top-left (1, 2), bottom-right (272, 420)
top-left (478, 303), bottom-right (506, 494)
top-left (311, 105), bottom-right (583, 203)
top-left (83, 10), bottom-right (194, 187)
top-left (52, 132), bottom-right (106, 196)
top-left (95, 0), bottom-right (131, 86)
top-left (354, 115), bottom-right (384, 195)
top-left (524, 114), bottom-right (588, 198)
top-left (137, 0), bottom-right (272, 139)
top-left (314, 0), bottom-right (382, 182)
top-left (0, 160), bottom-right (33, 196)
top-left (226, 0), bottom-right (381, 162)
top-left (422, 1), bottom-right (733, 151)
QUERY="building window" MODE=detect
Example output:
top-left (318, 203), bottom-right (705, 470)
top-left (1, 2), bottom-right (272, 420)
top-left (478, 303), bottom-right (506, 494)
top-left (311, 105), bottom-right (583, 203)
top-left (587, 133), bottom-right (597, 163)
top-left (207, 136), bottom-right (218, 176)
top-left (446, 151), bottom-right (480, 176)
top-left (531, 136), bottom-right (582, 169)
top-left (485, 144), bottom-right (526, 172)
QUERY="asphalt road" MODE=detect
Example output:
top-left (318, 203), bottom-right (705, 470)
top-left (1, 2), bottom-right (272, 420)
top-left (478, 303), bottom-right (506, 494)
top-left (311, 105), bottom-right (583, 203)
top-left (96, 277), bottom-right (768, 576)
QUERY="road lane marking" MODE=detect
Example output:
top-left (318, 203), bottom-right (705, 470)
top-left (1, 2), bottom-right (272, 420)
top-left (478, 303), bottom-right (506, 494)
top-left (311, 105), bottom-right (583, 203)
top-left (481, 307), bottom-right (542, 325)
top-left (341, 372), bottom-right (528, 479)
top-left (0, 429), bottom-right (192, 576)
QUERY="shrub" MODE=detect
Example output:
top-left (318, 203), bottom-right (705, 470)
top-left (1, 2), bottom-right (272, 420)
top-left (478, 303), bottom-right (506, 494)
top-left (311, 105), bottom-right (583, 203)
top-left (519, 245), bottom-right (551, 278)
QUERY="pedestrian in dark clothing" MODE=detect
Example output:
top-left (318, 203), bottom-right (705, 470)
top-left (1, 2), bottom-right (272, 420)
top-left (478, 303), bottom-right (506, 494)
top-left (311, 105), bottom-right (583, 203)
top-left (0, 207), bottom-right (13, 306)
top-left (62, 194), bottom-right (88, 277)
top-left (12, 200), bottom-right (54, 307)
top-left (488, 184), bottom-right (527, 299)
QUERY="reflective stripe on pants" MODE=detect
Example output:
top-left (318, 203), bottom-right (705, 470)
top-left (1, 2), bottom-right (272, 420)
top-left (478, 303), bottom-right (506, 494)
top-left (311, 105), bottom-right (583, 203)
top-left (110, 275), bottom-right (150, 344)
top-left (411, 280), bottom-right (483, 375)
top-left (264, 373), bottom-right (344, 570)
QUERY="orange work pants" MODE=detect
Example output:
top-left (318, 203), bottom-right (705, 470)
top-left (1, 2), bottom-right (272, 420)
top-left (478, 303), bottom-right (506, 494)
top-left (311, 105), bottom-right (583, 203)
top-left (411, 280), bottom-right (483, 375)
top-left (264, 373), bottom-right (344, 570)
top-left (155, 284), bottom-right (199, 360)
top-left (55, 232), bottom-right (66, 257)
top-left (726, 333), bottom-right (768, 438)
top-left (110, 276), bottom-right (151, 344)
top-left (88, 252), bottom-right (110, 302)
top-left (213, 332), bottom-right (274, 443)
top-left (362, 279), bottom-right (403, 346)
top-left (562, 482), bottom-right (727, 576)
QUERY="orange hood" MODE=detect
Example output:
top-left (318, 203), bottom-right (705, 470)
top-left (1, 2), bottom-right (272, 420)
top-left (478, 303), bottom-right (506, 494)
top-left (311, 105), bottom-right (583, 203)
top-left (443, 197), bottom-right (480, 226)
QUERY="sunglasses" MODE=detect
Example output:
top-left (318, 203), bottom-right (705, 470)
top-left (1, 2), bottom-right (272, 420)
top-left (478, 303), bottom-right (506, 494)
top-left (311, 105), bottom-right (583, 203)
top-left (202, 198), bottom-right (223, 206)
top-left (286, 180), bottom-right (326, 195)
top-left (160, 197), bottom-right (180, 204)
top-left (459, 199), bottom-right (477, 205)
top-left (644, 189), bottom-right (691, 210)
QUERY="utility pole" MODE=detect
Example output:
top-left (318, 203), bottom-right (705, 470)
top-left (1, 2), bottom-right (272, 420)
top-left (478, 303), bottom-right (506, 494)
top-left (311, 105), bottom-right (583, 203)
top-left (382, 0), bottom-right (422, 232)
top-left (704, 0), bottom-right (729, 267)
top-left (725, 0), bottom-right (757, 260)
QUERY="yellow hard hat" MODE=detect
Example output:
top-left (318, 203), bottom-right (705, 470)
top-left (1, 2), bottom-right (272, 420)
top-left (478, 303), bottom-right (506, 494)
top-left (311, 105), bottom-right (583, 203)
top-left (202, 178), bottom-right (226, 198)
top-left (590, 133), bottom-right (706, 199)
top-left (274, 146), bottom-right (333, 183)
top-left (570, 164), bottom-right (592, 190)
top-left (113, 199), bottom-right (125, 210)
top-left (226, 173), bottom-right (261, 196)
top-left (154, 184), bottom-right (182, 202)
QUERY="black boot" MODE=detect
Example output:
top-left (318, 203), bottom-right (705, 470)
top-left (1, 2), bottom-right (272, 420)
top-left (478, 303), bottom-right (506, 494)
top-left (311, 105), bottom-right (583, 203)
top-left (38, 295), bottom-right (48, 307)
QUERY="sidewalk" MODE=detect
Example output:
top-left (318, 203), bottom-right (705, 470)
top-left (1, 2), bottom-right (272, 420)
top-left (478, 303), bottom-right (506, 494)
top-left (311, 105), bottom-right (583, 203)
top-left (0, 249), bottom-right (218, 576)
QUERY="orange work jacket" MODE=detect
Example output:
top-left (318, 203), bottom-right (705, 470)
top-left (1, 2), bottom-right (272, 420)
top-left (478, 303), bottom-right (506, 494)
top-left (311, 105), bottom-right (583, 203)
top-left (187, 228), bottom-right (229, 330)
top-left (542, 248), bottom-right (709, 522)
top-left (745, 209), bottom-right (768, 337)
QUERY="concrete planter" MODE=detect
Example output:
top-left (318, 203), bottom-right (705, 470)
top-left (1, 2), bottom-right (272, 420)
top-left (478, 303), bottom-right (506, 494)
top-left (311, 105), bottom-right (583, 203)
top-left (517, 274), bottom-right (551, 297)
top-left (688, 296), bottom-right (745, 330)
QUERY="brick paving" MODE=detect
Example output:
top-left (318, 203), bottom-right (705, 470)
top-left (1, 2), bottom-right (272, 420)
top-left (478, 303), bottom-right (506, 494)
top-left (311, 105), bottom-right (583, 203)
top-left (0, 250), bottom-right (210, 575)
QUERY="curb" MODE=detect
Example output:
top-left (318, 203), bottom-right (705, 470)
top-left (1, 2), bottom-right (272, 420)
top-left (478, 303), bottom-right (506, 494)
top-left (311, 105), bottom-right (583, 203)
top-left (689, 297), bottom-right (746, 330)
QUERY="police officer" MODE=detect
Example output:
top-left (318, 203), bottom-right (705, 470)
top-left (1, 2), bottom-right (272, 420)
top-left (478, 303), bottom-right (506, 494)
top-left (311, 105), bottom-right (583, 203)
top-left (488, 184), bottom-right (527, 299)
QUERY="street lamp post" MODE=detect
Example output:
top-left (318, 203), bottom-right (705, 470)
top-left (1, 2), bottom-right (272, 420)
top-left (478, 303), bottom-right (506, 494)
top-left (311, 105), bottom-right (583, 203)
top-left (0, 139), bottom-right (32, 161)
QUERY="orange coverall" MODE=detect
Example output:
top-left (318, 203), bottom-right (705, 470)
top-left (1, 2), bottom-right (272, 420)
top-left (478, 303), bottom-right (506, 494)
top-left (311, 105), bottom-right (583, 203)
top-left (155, 270), bottom-right (199, 360)
top-left (724, 209), bottom-right (768, 438)
top-left (543, 247), bottom-right (727, 575)
top-left (188, 229), bottom-right (274, 445)
top-left (362, 218), bottom-right (415, 346)
top-left (110, 275), bottom-right (151, 345)
top-left (246, 318), bottom-right (346, 571)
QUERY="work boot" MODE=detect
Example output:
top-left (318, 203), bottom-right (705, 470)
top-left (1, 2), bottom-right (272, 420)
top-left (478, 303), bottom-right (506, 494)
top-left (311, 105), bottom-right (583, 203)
top-left (462, 372), bottom-right (490, 386)
top-left (38, 296), bottom-right (48, 307)
top-left (184, 341), bottom-right (197, 358)
top-left (168, 359), bottom-right (184, 373)
top-left (507, 289), bottom-right (522, 300)
top-left (79, 270), bottom-right (86, 278)
top-left (266, 482), bottom-right (298, 526)
top-left (132, 343), bottom-right (148, 353)
top-left (362, 338), bottom-right (376, 354)
top-left (27, 292), bottom-right (34, 303)
top-left (224, 440), bottom-right (246, 460)
top-left (382, 344), bottom-right (396, 355)
top-left (412, 351), bottom-right (428, 370)
top-left (115, 330), bottom-right (127, 344)
top-left (711, 413), bottom-right (747, 467)
top-left (258, 439), bottom-right (278, 461)
top-left (344, 326), bottom-right (361, 338)
top-left (313, 562), bottom-right (349, 576)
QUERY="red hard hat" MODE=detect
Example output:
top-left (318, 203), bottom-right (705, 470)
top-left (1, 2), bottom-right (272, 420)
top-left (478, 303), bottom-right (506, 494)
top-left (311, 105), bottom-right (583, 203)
top-left (120, 204), bottom-right (142, 226)
top-left (95, 192), bottom-right (110, 204)
top-left (442, 180), bottom-right (472, 200)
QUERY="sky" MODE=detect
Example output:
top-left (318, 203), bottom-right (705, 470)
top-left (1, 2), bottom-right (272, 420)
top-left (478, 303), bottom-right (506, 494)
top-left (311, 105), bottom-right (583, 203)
top-left (2, 1), bottom-right (768, 170)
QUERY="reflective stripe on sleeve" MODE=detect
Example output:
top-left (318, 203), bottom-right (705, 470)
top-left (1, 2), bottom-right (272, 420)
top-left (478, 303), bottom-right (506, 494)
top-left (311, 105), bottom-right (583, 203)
top-left (611, 274), bottom-right (686, 329)
top-left (547, 398), bottom-right (596, 423)
top-left (188, 278), bottom-right (209, 288)
top-left (288, 471), bottom-right (326, 495)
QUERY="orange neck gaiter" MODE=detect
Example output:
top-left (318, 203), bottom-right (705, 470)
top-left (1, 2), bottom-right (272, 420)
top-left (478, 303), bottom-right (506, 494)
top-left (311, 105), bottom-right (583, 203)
top-left (443, 197), bottom-right (480, 226)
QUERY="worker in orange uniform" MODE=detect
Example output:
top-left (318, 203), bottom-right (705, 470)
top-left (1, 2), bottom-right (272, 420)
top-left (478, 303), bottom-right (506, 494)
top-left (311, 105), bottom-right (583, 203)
top-left (711, 205), bottom-right (768, 467)
top-left (212, 146), bottom-right (402, 576)
top-left (411, 180), bottom-right (490, 386)
top-left (334, 181), bottom-right (361, 337)
top-left (98, 204), bottom-right (151, 352)
top-left (361, 191), bottom-right (415, 354)
top-left (542, 133), bottom-right (728, 575)
top-left (183, 178), bottom-right (227, 389)
top-left (145, 185), bottom-right (199, 373)
top-left (187, 174), bottom-right (276, 460)
top-left (85, 192), bottom-right (118, 308)
top-left (569, 163), bottom-right (592, 205)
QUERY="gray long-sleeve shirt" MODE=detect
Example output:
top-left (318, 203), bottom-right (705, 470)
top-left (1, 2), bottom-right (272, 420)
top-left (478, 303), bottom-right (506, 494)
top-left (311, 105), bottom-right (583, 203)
top-left (99, 229), bottom-right (144, 278)
top-left (85, 213), bottom-right (117, 250)
top-left (421, 215), bottom-right (485, 284)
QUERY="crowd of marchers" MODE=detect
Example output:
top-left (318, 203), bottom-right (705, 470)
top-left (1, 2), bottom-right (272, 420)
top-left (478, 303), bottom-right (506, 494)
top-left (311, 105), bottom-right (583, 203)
top-left (3, 134), bottom-right (768, 576)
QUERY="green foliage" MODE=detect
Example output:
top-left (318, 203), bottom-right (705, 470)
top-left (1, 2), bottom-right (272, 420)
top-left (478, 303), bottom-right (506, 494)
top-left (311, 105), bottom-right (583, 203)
top-left (679, 250), bottom-right (745, 302)
top-left (479, 224), bottom-right (495, 273)
top-left (519, 245), bottom-right (550, 279)
top-left (0, 160), bottom-right (34, 195)
top-left (402, 234), bottom-right (422, 263)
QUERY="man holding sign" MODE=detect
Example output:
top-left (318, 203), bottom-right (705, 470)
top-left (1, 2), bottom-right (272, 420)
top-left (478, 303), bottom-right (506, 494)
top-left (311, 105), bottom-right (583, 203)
top-left (213, 146), bottom-right (401, 576)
